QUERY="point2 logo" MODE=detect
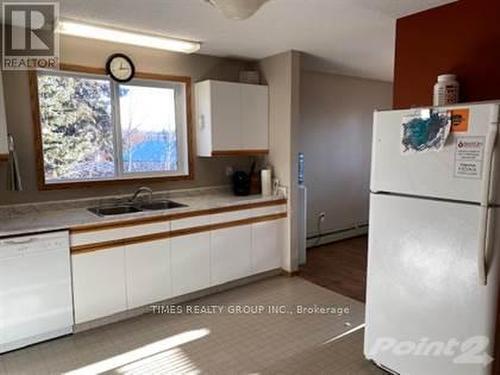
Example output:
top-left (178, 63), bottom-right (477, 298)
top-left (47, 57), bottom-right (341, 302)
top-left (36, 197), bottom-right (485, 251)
top-left (2, 2), bottom-right (60, 70)
top-left (368, 336), bottom-right (493, 367)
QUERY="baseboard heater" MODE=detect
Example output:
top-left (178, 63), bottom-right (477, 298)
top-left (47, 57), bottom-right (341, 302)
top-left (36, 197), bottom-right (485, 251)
top-left (306, 223), bottom-right (368, 248)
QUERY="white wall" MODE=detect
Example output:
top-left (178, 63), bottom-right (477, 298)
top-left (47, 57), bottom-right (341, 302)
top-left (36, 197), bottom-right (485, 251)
top-left (259, 51), bottom-right (301, 272)
top-left (299, 71), bottom-right (392, 243)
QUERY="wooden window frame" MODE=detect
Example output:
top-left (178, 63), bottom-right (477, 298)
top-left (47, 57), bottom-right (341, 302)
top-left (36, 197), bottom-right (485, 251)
top-left (29, 63), bottom-right (194, 190)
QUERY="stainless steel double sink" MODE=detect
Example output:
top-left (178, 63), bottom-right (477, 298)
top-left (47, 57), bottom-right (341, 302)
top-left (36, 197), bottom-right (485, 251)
top-left (88, 200), bottom-right (186, 217)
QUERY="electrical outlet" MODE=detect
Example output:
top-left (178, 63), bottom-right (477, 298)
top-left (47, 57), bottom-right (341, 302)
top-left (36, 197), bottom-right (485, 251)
top-left (319, 212), bottom-right (326, 222)
top-left (225, 166), bottom-right (234, 176)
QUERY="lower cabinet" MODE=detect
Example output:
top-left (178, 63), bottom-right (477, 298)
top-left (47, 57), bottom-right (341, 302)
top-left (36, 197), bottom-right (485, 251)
top-left (71, 214), bottom-right (285, 324)
top-left (252, 219), bottom-right (284, 273)
top-left (171, 232), bottom-right (211, 296)
top-left (211, 224), bottom-right (252, 285)
top-left (72, 247), bottom-right (127, 324)
top-left (124, 239), bottom-right (171, 309)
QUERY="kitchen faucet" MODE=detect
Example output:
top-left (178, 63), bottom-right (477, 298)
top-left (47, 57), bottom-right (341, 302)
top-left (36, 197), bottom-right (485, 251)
top-left (129, 187), bottom-right (153, 203)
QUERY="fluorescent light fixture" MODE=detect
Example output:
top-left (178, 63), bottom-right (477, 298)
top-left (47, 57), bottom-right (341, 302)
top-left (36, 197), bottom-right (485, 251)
top-left (56, 20), bottom-right (201, 54)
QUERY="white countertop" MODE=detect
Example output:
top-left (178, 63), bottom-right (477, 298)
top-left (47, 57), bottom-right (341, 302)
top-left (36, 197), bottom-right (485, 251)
top-left (0, 189), bottom-right (286, 238)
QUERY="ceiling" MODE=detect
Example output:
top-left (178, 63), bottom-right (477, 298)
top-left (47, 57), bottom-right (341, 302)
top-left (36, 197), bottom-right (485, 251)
top-left (55, 0), bottom-right (454, 81)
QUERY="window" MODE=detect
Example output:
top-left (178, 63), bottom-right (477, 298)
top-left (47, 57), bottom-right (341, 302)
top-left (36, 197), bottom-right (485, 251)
top-left (32, 67), bottom-right (191, 188)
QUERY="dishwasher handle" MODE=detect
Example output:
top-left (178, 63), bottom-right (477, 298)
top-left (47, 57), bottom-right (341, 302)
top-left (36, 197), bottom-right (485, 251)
top-left (3, 238), bottom-right (35, 245)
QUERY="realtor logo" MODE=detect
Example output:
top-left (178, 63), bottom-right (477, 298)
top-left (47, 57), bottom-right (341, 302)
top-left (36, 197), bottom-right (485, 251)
top-left (2, 2), bottom-right (60, 70)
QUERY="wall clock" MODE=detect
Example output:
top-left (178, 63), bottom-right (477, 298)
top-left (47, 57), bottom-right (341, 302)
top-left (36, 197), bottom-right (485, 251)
top-left (106, 53), bottom-right (135, 83)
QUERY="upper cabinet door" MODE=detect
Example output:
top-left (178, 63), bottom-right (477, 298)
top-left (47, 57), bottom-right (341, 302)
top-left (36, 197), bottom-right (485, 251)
top-left (0, 71), bottom-right (8, 156)
top-left (195, 80), bottom-right (269, 157)
top-left (211, 81), bottom-right (241, 152)
top-left (240, 84), bottom-right (269, 151)
top-left (195, 81), bottom-right (213, 157)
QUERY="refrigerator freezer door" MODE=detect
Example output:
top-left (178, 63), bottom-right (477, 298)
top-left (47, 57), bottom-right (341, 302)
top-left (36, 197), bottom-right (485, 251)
top-left (364, 194), bottom-right (498, 375)
top-left (371, 103), bottom-right (500, 203)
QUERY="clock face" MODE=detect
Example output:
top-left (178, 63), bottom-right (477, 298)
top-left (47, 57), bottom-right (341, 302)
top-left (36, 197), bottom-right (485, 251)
top-left (106, 54), bottom-right (135, 82)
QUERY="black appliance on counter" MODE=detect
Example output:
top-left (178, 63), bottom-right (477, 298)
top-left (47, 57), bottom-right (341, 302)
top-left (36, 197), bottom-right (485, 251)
top-left (232, 171), bottom-right (250, 196)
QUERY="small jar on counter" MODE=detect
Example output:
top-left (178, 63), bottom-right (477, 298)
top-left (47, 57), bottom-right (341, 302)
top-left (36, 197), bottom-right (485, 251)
top-left (433, 74), bottom-right (459, 106)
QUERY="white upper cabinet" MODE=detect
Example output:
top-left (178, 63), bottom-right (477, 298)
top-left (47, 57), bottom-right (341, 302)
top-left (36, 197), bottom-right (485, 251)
top-left (195, 80), bottom-right (269, 157)
top-left (211, 81), bottom-right (241, 152)
top-left (0, 70), bottom-right (8, 156)
top-left (240, 84), bottom-right (269, 151)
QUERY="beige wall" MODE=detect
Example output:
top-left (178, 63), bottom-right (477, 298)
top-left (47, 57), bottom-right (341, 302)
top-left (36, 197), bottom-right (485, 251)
top-left (299, 70), bottom-right (392, 239)
top-left (259, 51), bottom-right (301, 272)
top-left (0, 35), bottom-right (256, 205)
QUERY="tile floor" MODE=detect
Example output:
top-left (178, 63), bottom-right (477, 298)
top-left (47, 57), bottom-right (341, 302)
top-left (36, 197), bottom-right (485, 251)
top-left (300, 236), bottom-right (368, 302)
top-left (0, 276), bottom-right (385, 375)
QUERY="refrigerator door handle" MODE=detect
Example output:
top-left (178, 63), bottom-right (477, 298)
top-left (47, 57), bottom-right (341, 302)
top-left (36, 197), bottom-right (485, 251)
top-left (477, 120), bottom-right (498, 285)
top-left (477, 206), bottom-right (489, 285)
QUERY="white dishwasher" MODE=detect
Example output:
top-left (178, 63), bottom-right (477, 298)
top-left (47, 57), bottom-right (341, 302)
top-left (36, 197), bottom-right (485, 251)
top-left (0, 231), bottom-right (74, 353)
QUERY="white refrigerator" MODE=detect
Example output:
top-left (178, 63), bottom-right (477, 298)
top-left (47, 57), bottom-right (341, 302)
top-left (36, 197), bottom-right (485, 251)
top-left (364, 102), bottom-right (500, 375)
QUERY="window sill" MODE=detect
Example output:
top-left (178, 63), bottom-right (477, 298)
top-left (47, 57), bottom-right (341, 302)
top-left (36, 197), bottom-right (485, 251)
top-left (38, 173), bottom-right (194, 191)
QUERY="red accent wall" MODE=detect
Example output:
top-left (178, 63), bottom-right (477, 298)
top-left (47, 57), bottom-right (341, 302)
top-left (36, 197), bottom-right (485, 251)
top-left (395, 5), bottom-right (500, 370)
top-left (393, 0), bottom-right (500, 109)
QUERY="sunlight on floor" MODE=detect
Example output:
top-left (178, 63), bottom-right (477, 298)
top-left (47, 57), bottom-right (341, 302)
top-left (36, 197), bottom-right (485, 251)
top-left (116, 347), bottom-right (200, 375)
top-left (0, 278), bottom-right (377, 375)
top-left (63, 329), bottom-right (210, 375)
top-left (323, 323), bottom-right (365, 345)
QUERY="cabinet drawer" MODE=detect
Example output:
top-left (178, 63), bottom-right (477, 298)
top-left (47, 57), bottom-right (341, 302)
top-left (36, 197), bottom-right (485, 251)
top-left (246, 205), bottom-right (286, 218)
top-left (71, 221), bottom-right (170, 247)
top-left (210, 210), bottom-right (249, 225)
top-left (171, 215), bottom-right (210, 231)
top-left (210, 204), bottom-right (286, 225)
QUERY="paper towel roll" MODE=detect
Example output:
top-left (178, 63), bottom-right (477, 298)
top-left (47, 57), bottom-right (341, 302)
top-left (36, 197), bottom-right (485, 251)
top-left (261, 169), bottom-right (272, 196)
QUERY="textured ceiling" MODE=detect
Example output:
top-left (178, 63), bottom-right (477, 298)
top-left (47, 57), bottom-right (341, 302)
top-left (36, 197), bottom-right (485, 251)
top-left (49, 0), bottom-right (455, 81)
